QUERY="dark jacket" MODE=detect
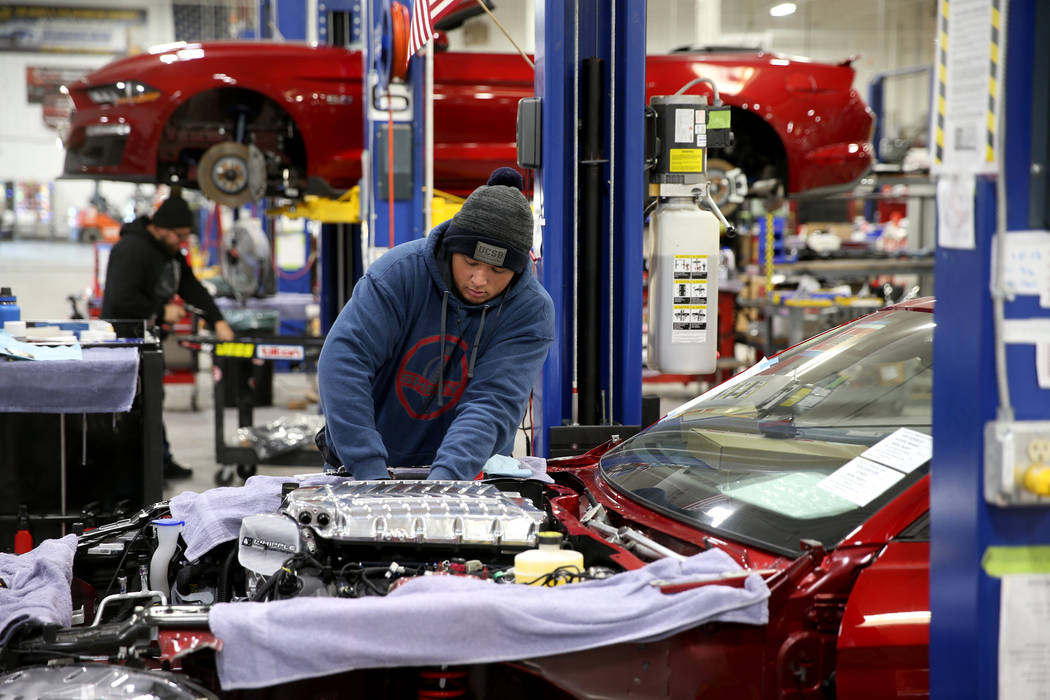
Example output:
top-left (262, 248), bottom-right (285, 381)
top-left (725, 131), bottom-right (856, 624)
top-left (100, 216), bottom-right (223, 327)
top-left (317, 220), bottom-right (555, 481)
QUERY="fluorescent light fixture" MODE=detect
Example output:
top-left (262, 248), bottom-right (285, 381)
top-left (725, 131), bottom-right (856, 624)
top-left (770, 2), bottom-right (797, 16)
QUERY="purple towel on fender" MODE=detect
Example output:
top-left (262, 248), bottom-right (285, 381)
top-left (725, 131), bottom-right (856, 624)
top-left (208, 548), bottom-right (769, 690)
top-left (0, 535), bottom-right (76, 646)
top-left (170, 473), bottom-right (348, 561)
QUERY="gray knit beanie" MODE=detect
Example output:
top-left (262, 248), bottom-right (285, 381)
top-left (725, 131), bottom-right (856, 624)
top-left (442, 177), bottom-right (533, 273)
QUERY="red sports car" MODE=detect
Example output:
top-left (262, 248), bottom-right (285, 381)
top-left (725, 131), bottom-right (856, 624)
top-left (0, 299), bottom-right (930, 698)
top-left (60, 42), bottom-right (873, 208)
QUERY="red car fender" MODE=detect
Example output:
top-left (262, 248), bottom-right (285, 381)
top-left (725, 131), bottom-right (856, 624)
top-left (836, 540), bottom-right (930, 699)
top-left (160, 47), bottom-right (364, 182)
top-left (65, 44), bottom-right (873, 200)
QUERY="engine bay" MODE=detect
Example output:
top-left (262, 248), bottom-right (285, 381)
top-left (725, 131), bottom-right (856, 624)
top-left (0, 470), bottom-right (783, 698)
top-left (235, 479), bottom-right (593, 601)
top-left (15, 476), bottom-right (635, 642)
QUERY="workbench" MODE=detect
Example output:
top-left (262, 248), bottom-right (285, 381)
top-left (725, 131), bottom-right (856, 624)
top-left (0, 331), bottom-right (164, 549)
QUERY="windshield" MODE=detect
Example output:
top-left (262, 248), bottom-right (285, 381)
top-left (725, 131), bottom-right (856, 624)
top-left (601, 308), bottom-right (933, 556)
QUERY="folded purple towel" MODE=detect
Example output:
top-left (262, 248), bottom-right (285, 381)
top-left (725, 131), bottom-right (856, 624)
top-left (209, 547), bottom-right (769, 690)
top-left (0, 535), bottom-right (76, 645)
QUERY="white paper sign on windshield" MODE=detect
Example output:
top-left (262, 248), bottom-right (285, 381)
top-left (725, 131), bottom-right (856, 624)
top-left (861, 428), bottom-right (933, 474)
top-left (817, 457), bottom-right (906, 507)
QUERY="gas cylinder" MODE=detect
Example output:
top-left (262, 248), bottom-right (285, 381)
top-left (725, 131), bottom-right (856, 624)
top-left (647, 199), bottom-right (720, 374)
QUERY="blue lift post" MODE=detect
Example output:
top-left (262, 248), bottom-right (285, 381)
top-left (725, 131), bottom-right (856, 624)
top-left (368, 0), bottom-right (425, 252)
top-left (931, 0), bottom-right (1050, 697)
top-left (534, 0), bottom-right (646, 457)
top-left (315, 0), bottom-right (426, 332)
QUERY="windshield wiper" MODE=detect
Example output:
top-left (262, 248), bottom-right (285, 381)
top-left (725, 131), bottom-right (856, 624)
top-left (757, 418), bottom-right (797, 439)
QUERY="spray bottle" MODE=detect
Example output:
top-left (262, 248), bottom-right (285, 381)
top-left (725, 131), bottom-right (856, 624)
top-left (0, 287), bottom-right (20, 325)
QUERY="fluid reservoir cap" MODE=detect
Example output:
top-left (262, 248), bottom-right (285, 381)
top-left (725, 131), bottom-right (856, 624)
top-left (151, 518), bottom-right (186, 527)
top-left (537, 531), bottom-right (564, 547)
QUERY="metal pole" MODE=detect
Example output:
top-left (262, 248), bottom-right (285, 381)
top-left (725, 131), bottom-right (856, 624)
top-left (306, 0), bottom-right (318, 44)
top-left (572, 0), bottom-right (579, 422)
top-left (59, 414), bottom-right (66, 529)
top-left (607, 0), bottom-right (616, 426)
top-left (425, 41), bottom-right (434, 233)
top-left (578, 57), bottom-right (604, 426)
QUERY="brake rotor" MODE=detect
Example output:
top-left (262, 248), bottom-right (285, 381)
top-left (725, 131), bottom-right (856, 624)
top-left (705, 157), bottom-right (748, 216)
top-left (197, 141), bottom-right (266, 207)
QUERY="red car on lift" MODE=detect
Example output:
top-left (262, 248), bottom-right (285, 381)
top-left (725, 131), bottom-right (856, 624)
top-left (0, 299), bottom-right (930, 698)
top-left (60, 41), bottom-right (873, 209)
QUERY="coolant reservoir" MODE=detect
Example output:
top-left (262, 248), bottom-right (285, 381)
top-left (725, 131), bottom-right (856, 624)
top-left (647, 198), bottom-right (720, 374)
top-left (514, 531), bottom-right (584, 586)
top-left (149, 518), bottom-right (185, 594)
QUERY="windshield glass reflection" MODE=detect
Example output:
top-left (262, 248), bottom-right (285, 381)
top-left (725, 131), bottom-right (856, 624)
top-left (601, 308), bottom-right (934, 556)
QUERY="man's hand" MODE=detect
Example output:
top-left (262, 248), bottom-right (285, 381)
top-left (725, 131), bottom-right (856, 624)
top-left (214, 320), bottom-right (235, 342)
top-left (163, 303), bottom-right (187, 324)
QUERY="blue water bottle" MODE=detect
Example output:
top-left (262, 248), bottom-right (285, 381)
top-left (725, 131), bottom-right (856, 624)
top-left (0, 287), bottom-right (20, 324)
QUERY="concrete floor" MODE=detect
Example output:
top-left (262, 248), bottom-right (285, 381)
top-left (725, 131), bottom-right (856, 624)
top-left (0, 238), bottom-right (701, 504)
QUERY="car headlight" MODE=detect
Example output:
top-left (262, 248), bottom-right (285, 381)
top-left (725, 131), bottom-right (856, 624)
top-left (85, 81), bottom-right (161, 105)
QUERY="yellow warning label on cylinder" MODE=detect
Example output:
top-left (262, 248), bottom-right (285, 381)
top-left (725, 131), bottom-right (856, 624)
top-left (668, 148), bottom-right (705, 173)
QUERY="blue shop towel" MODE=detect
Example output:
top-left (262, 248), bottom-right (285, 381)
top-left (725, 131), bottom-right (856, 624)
top-left (483, 454), bottom-right (532, 478)
top-left (208, 547), bottom-right (769, 690)
top-left (0, 535), bottom-right (76, 646)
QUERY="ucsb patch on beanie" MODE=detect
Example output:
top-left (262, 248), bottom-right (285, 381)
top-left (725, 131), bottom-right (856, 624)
top-left (442, 171), bottom-right (533, 273)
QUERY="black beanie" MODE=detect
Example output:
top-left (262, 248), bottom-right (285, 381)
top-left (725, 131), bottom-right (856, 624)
top-left (443, 170), bottom-right (532, 273)
top-left (151, 197), bottom-right (194, 229)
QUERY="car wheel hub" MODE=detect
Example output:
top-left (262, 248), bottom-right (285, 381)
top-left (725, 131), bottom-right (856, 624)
top-left (212, 156), bottom-right (247, 194)
top-left (198, 141), bottom-right (267, 207)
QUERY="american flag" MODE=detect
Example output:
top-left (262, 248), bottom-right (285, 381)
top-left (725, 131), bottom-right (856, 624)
top-left (407, 0), bottom-right (457, 61)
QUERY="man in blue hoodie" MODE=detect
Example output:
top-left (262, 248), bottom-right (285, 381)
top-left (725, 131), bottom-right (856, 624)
top-left (317, 169), bottom-right (555, 481)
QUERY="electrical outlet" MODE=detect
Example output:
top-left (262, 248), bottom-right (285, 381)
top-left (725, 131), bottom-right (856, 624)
top-left (985, 420), bottom-right (1050, 506)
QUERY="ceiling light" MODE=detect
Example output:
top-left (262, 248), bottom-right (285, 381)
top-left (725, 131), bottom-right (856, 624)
top-left (770, 2), bottom-right (797, 17)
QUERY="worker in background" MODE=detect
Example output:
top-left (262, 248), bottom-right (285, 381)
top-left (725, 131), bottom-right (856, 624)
top-left (317, 168), bottom-right (555, 480)
top-left (101, 194), bottom-right (235, 480)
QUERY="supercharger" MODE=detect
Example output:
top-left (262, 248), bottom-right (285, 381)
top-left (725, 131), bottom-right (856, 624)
top-left (236, 480), bottom-right (549, 599)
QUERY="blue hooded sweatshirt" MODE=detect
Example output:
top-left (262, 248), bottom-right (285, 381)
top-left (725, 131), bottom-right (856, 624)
top-left (317, 221), bottom-right (556, 481)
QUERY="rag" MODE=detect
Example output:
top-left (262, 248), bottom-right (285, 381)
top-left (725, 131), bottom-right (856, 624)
top-left (482, 454), bottom-right (532, 478)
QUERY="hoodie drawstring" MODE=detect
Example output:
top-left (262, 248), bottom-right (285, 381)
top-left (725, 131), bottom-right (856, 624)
top-left (438, 290), bottom-right (449, 406)
top-left (467, 304), bottom-right (489, 379)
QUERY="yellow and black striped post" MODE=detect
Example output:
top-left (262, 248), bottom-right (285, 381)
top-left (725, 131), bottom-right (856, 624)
top-left (986, 0), bottom-right (1002, 165)
top-left (935, 0), bottom-right (1004, 169)
top-left (935, 0), bottom-right (948, 167)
